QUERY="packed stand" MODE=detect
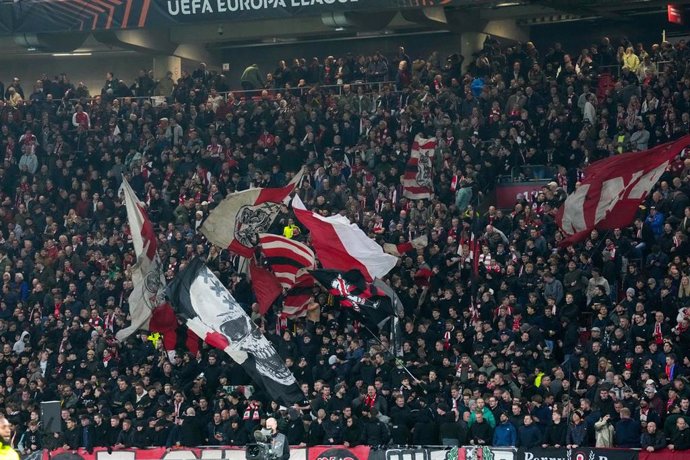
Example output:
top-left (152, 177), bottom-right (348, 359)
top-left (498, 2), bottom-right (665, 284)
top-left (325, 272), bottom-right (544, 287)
top-left (0, 35), bottom-right (690, 453)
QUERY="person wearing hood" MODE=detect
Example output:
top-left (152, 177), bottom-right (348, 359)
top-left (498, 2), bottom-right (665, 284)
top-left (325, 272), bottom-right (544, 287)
top-left (360, 408), bottom-right (389, 446)
top-left (285, 408), bottom-right (305, 446)
top-left (12, 332), bottom-right (29, 354)
top-left (225, 417), bottom-right (248, 446)
top-left (594, 414), bottom-right (615, 447)
top-left (437, 403), bottom-right (465, 445)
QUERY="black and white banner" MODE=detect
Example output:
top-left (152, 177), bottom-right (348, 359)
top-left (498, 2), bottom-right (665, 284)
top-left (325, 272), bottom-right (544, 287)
top-left (166, 257), bottom-right (303, 404)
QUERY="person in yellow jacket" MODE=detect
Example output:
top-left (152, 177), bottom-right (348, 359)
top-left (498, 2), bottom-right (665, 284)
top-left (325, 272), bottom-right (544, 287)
top-left (0, 416), bottom-right (19, 460)
top-left (282, 218), bottom-right (300, 239)
top-left (623, 47), bottom-right (640, 73)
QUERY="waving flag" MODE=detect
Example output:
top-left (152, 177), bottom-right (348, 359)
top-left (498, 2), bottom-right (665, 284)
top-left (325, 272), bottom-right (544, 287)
top-left (259, 234), bottom-right (316, 289)
top-left (403, 136), bottom-right (436, 200)
top-left (166, 257), bottom-right (303, 404)
top-left (383, 235), bottom-right (428, 257)
top-left (249, 261), bottom-right (283, 315)
top-left (281, 272), bottom-right (316, 319)
top-left (292, 195), bottom-right (396, 282)
top-left (556, 136), bottom-right (690, 245)
top-left (201, 168), bottom-right (305, 257)
top-left (311, 269), bottom-right (395, 333)
top-left (116, 178), bottom-right (178, 346)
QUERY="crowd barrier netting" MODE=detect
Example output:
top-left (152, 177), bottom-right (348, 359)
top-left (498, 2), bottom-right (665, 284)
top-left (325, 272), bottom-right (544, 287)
top-left (33, 446), bottom-right (690, 460)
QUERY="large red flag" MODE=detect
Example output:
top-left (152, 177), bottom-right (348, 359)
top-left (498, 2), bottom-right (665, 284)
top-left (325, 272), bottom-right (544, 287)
top-left (556, 136), bottom-right (690, 245)
top-left (249, 261), bottom-right (283, 315)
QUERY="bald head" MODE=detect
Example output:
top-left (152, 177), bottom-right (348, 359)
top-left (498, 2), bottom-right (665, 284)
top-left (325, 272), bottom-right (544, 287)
top-left (266, 417), bottom-right (278, 433)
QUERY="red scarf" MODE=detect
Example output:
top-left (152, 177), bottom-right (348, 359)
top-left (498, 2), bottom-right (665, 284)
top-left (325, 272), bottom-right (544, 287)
top-left (654, 322), bottom-right (663, 345)
top-left (364, 393), bottom-right (377, 409)
top-left (243, 402), bottom-right (261, 421)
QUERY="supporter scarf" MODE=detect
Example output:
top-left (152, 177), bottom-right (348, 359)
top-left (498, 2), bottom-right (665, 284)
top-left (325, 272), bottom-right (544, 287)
top-left (451, 175), bottom-right (459, 193)
top-left (667, 363), bottom-right (676, 380)
top-left (243, 402), bottom-right (261, 421)
top-left (667, 396), bottom-right (677, 413)
top-left (364, 393), bottom-right (377, 409)
top-left (512, 315), bottom-right (521, 332)
top-left (654, 322), bottom-right (663, 345)
top-left (443, 330), bottom-right (452, 351)
top-left (275, 314), bottom-right (288, 335)
top-left (104, 312), bottom-right (116, 332)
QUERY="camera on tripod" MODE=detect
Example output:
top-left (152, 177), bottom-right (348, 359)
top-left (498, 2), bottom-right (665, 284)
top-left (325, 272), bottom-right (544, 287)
top-left (246, 430), bottom-right (277, 460)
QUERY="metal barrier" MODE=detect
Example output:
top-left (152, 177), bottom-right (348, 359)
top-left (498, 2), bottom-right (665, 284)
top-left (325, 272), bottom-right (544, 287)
top-left (64, 80), bottom-right (400, 107)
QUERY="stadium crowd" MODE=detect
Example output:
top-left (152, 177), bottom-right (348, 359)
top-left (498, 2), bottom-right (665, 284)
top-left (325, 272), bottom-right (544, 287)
top-left (0, 33), bottom-right (689, 453)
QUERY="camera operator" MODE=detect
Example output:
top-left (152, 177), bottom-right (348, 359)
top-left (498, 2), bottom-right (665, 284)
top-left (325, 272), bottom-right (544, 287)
top-left (266, 417), bottom-right (290, 460)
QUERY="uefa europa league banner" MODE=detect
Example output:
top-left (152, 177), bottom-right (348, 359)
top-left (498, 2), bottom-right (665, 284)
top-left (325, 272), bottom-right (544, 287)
top-left (10, 0), bottom-right (473, 33)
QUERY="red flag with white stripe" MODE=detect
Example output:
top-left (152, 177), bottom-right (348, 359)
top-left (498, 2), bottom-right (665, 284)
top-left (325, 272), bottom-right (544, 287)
top-left (292, 195), bottom-right (397, 282)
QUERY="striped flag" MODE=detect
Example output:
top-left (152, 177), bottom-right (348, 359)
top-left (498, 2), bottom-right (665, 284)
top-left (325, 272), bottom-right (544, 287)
top-left (259, 234), bottom-right (316, 290)
top-left (281, 271), bottom-right (315, 319)
top-left (402, 136), bottom-right (436, 200)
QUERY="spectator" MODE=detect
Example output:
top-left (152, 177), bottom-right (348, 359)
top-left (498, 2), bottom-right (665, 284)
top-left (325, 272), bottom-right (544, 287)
top-left (517, 415), bottom-right (542, 448)
top-left (566, 411), bottom-right (588, 448)
top-left (670, 417), bottom-right (690, 451)
top-left (594, 413), bottom-right (615, 447)
top-left (468, 411), bottom-right (493, 446)
top-left (641, 421), bottom-right (667, 452)
top-left (615, 407), bottom-right (641, 448)
top-left (493, 412), bottom-right (517, 447)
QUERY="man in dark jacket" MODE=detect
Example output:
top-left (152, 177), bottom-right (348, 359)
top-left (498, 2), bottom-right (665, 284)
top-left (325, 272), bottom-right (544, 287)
top-left (543, 411), bottom-right (568, 447)
top-left (437, 403), bottom-right (465, 445)
top-left (615, 408), bottom-right (641, 448)
top-left (518, 415), bottom-right (542, 448)
top-left (670, 417), bottom-right (690, 451)
top-left (389, 396), bottom-right (413, 445)
top-left (468, 411), bottom-right (493, 446)
top-left (360, 408), bottom-right (389, 446)
top-left (641, 421), bottom-right (667, 452)
top-left (62, 419), bottom-right (81, 450)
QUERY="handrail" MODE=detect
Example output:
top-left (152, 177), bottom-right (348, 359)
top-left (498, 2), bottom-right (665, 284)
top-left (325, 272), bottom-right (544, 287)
top-left (63, 80), bottom-right (400, 107)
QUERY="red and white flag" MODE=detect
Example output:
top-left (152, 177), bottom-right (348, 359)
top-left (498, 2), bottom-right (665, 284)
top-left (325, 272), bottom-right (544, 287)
top-left (259, 233), bottom-right (316, 289)
top-left (201, 168), bottom-right (305, 257)
top-left (556, 136), bottom-right (690, 245)
top-left (292, 195), bottom-right (397, 282)
top-left (116, 178), bottom-right (178, 345)
top-left (281, 271), bottom-right (315, 319)
top-left (402, 136), bottom-right (436, 200)
top-left (383, 235), bottom-right (428, 257)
